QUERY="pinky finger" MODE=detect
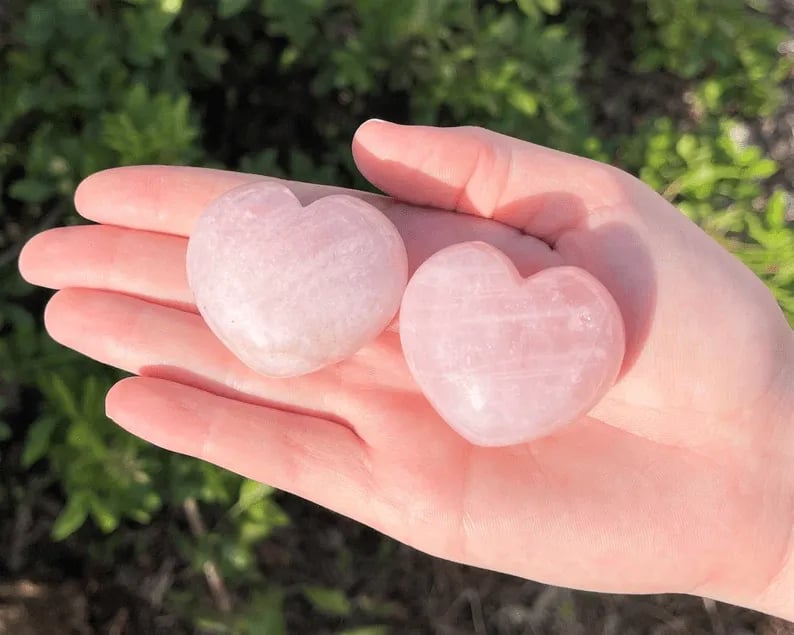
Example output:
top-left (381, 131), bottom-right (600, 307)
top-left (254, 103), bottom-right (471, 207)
top-left (105, 376), bottom-right (373, 516)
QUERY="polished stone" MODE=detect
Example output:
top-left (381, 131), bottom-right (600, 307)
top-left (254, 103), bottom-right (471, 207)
top-left (187, 181), bottom-right (408, 377)
top-left (399, 241), bottom-right (625, 446)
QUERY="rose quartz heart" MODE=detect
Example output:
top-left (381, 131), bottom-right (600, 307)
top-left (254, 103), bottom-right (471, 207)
top-left (399, 242), bottom-right (625, 446)
top-left (186, 181), bottom-right (408, 377)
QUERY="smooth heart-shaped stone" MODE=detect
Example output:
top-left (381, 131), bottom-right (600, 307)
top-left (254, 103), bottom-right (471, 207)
top-left (399, 242), bottom-right (625, 446)
top-left (186, 181), bottom-right (408, 377)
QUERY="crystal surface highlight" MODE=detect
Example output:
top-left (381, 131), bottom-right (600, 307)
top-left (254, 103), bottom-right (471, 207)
top-left (399, 241), bottom-right (625, 446)
top-left (187, 181), bottom-right (408, 377)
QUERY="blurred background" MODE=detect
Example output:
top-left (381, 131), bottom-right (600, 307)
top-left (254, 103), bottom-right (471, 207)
top-left (1, 0), bottom-right (793, 633)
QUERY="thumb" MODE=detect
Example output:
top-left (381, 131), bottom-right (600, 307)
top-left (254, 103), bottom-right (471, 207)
top-left (354, 119), bottom-right (657, 369)
top-left (352, 119), bottom-right (635, 243)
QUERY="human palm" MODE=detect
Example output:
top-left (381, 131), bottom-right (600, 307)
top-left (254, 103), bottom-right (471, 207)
top-left (19, 122), bottom-right (794, 612)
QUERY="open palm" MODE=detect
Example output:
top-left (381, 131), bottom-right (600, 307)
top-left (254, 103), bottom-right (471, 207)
top-left (19, 122), bottom-right (794, 613)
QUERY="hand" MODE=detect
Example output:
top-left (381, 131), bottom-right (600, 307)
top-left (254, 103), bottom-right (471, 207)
top-left (19, 121), bottom-right (794, 618)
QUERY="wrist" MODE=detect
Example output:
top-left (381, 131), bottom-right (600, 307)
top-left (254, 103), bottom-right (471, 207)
top-left (736, 333), bottom-right (794, 621)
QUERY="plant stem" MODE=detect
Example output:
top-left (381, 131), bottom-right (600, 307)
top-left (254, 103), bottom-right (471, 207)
top-left (183, 497), bottom-right (233, 613)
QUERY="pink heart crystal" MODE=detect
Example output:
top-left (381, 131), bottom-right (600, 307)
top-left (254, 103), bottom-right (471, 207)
top-left (399, 242), bottom-right (625, 446)
top-left (187, 181), bottom-right (408, 377)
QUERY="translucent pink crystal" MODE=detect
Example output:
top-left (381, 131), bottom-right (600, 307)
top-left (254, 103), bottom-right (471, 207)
top-left (187, 182), bottom-right (408, 377)
top-left (399, 242), bottom-right (625, 446)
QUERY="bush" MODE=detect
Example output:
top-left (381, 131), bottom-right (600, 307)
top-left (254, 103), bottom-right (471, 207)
top-left (1, 0), bottom-right (791, 631)
top-left (633, 0), bottom-right (790, 117)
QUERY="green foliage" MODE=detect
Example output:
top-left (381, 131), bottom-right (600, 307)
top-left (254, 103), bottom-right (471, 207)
top-left (622, 117), bottom-right (777, 223)
top-left (0, 0), bottom-right (208, 212)
top-left (620, 0), bottom-right (794, 325)
top-left (509, 0), bottom-right (562, 20)
top-left (302, 585), bottom-right (354, 617)
top-left (2, 0), bottom-right (792, 630)
top-left (735, 190), bottom-right (794, 321)
top-left (620, 115), bottom-right (794, 324)
top-left (101, 84), bottom-right (198, 165)
top-left (35, 371), bottom-right (160, 536)
top-left (338, 628), bottom-right (389, 635)
top-left (633, 0), bottom-right (791, 116)
top-left (191, 588), bottom-right (288, 634)
top-left (241, 0), bottom-right (596, 176)
top-left (4, 329), bottom-right (289, 550)
top-left (177, 480), bottom-right (289, 582)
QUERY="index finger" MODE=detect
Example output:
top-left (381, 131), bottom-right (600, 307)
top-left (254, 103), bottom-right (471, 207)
top-left (74, 166), bottom-right (391, 237)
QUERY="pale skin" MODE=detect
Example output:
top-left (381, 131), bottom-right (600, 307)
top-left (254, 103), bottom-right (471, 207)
top-left (17, 121), bottom-right (794, 619)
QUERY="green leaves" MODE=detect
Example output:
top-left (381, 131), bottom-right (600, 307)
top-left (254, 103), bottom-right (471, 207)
top-left (51, 492), bottom-right (91, 541)
top-left (231, 479), bottom-right (289, 546)
top-left (623, 117), bottom-right (778, 222)
top-left (634, 0), bottom-right (791, 117)
top-left (241, 589), bottom-right (288, 635)
top-left (219, 0), bottom-right (251, 18)
top-left (51, 490), bottom-right (122, 540)
top-left (734, 191), bottom-right (794, 323)
top-left (193, 588), bottom-right (287, 634)
top-left (100, 84), bottom-right (198, 165)
top-left (338, 628), bottom-right (389, 635)
top-left (303, 586), bottom-right (353, 617)
top-left (620, 112), bottom-right (793, 325)
top-left (30, 368), bottom-right (163, 539)
top-left (121, 4), bottom-right (179, 65)
top-left (765, 189), bottom-right (789, 230)
top-left (2, 0), bottom-right (211, 208)
top-left (511, 0), bottom-right (562, 21)
top-left (21, 414), bottom-right (58, 467)
top-left (8, 178), bottom-right (55, 203)
top-left (260, 0), bottom-right (328, 48)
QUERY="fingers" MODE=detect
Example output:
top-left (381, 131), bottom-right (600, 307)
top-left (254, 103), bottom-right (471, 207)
top-left (105, 376), bottom-right (374, 518)
top-left (352, 120), bottom-right (641, 242)
top-left (43, 288), bottom-right (345, 418)
top-left (19, 205), bottom-right (560, 309)
top-left (74, 166), bottom-right (389, 237)
top-left (19, 224), bottom-right (196, 312)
